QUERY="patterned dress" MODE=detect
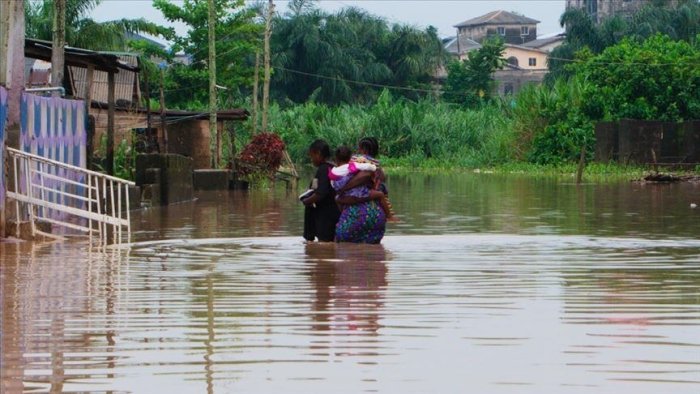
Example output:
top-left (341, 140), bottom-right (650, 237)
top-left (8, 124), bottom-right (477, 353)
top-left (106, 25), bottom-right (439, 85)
top-left (335, 200), bottom-right (387, 244)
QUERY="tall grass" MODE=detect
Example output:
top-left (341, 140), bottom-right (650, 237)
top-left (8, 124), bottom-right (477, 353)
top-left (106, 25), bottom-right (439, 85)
top-left (253, 91), bottom-right (516, 167)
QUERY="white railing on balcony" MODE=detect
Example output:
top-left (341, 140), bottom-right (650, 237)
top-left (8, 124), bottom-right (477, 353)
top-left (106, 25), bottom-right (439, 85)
top-left (6, 147), bottom-right (134, 244)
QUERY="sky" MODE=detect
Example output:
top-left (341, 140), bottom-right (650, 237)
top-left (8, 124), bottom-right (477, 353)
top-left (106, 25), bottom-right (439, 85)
top-left (92, 0), bottom-right (567, 44)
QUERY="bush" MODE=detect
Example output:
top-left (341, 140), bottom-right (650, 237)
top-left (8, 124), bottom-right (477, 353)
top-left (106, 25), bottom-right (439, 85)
top-left (236, 133), bottom-right (286, 177)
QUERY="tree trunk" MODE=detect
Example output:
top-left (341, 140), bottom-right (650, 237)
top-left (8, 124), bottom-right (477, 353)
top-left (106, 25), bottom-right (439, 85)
top-left (208, 0), bottom-right (218, 167)
top-left (160, 68), bottom-right (167, 153)
top-left (262, 0), bottom-right (274, 133)
top-left (107, 71), bottom-right (115, 176)
top-left (51, 0), bottom-right (66, 96)
top-left (252, 51), bottom-right (260, 135)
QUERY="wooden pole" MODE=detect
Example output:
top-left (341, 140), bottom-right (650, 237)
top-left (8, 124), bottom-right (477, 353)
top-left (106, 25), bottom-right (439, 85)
top-left (51, 0), bottom-right (66, 96)
top-left (144, 66), bottom-right (151, 132)
top-left (84, 64), bottom-right (94, 169)
top-left (159, 68), bottom-right (167, 153)
top-left (208, 0), bottom-right (218, 167)
top-left (576, 146), bottom-right (586, 184)
top-left (262, 0), bottom-right (274, 133)
top-left (252, 51), bottom-right (260, 135)
top-left (107, 71), bottom-right (115, 175)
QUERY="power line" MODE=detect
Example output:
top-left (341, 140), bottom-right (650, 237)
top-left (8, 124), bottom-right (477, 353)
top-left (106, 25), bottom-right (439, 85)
top-left (273, 66), bottom-right (440, 94)
top-left (547, 55), bottom-right (700, 67)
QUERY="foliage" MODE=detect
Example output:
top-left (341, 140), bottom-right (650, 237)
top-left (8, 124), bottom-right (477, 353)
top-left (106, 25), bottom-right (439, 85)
top-left (443, 39), bottom-right (505, 107)
top-left (507, 77), bottom-right (599, 165)
top-left (236, 132), bottom-right (286, 177)
top-left (271, 2), bottom-right (445, 105)
top-left (258, 90), bottom-right (514, 167)
top-left (154, 0), bottom-right (263, 109)
top-left (571, 34), bottom-right (700, 121)
top-left (25, 0), bottom-right (172, 51)
top-left (548, 0), bottom-right (700, 81)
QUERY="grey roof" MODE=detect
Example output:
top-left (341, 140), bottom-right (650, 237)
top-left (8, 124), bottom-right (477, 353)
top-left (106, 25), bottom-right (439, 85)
top-left (444, 36), bottom-right (482, 55)
top-left (454, 10), bottom-right (540, 28)
top-left (521, 34), bottom-right (566, 49)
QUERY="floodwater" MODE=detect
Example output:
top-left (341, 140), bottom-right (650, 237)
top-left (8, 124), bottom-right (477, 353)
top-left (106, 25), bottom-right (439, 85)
top-left (1, 173), bottom-right (700, 393)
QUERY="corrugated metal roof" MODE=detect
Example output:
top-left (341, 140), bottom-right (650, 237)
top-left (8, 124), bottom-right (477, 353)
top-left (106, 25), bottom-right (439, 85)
top-left (444, 36), bottom-right (482, 55)
top-left (69, 54), bottom-right (140, 106)
top-left (455, 10), bottom-right (540, 28)
top-left (521, 34), bottom-right (566, 49)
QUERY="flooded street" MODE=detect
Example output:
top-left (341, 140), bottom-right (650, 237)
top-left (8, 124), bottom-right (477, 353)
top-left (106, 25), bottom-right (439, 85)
top-left (2, 174), bottom-right (700, 393)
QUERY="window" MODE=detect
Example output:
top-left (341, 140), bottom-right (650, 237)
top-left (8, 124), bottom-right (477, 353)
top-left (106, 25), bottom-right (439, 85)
top-left (585, 0), bottom-right (598, 17)
top-left (521, 26), bottom-right (529, 36)
top-left (497, 27), bottom-right (506, 36)
top-left (504, 84), bottom-right (514, 95)
top-left (529, 58), bottom-right (537, 67)
top-left (507, 56), bottom-right (519, 67)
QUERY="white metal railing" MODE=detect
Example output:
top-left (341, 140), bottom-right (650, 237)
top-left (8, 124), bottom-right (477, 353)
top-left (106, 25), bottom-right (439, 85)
top-left (6, 147), bottom-right (134, 244)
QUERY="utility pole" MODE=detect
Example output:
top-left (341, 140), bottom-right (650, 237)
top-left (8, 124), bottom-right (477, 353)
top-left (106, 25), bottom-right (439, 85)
top-left (251, 51), bottom-right (260, 134)
top-left (0, 0), bottom-right (25, 126)
top-left (208, 0), bottom-right (218, 167)
top-left (0, 0), bottom-right (25, 239)
top-left (159, 67), bottom-right (167, 153)
top-left (262, 0), bottom-right (274, 133)
top-left (51, 0), bottom-right (66, 96)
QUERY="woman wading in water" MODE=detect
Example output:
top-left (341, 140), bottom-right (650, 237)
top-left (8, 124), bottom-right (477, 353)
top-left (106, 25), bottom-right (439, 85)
top-left (301, 137), bottom-right (389, 244)
top-left (333, 138), bottom-right (388, 244)
top-left (302, 140), bottom-right (341, 242)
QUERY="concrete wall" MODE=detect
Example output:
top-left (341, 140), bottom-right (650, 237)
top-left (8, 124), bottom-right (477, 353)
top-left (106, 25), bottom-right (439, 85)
top-left (166, 119), bottom-right (213, 169)
top-left (136, 154), bottom-right (194, 205)
top-left (502, 46), bottom-right (549, 70)
top-left (494, 69), bottom-right (547, 96)
top-left (89, 108), bottom-right (215, 170)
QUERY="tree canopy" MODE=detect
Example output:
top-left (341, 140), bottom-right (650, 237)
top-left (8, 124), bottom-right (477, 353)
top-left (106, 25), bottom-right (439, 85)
top-left (25, 0), bottom-right (172, 51)
top-left (548, 0), bottom-right (700, 81)
top-left (572, 34), bottom-right (700, 121)
top-left (271, 2), bottom-right (445, 105)
top-left (154, 0), bottom-right (262, 109)
top-left (443, 39), bottom-right (505, 107)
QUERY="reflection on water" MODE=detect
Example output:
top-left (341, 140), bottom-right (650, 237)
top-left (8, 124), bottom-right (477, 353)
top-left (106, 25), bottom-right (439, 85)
top-left (2, 174), bottom-right (700, 393)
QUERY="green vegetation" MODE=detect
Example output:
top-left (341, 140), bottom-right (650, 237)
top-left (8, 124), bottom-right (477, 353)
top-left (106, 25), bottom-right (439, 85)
top-left (257, 90), bottom-right (514, 167)
top-left (443, 39), bottom-right (505, 107)
top-left (271, 0), bottom-right (445, 104)
top-left (25, 0), bottom-right (172, 50)
top-left (25, 0), bottom-right (700, 179)
top-left (154, 0), bottom-right (262, 109)
top-left (548, 0), bottom-right (700, 82)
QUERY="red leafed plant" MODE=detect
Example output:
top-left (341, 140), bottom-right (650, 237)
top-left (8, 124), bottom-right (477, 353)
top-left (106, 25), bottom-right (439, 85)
top-left (236, 132), bottom-right (286, 177)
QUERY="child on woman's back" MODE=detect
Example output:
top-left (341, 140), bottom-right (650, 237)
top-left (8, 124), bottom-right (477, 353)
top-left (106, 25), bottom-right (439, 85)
top-left (329, 146), bottom-right (395, 220)
top-left (352, 138), bottom-right (396, 218)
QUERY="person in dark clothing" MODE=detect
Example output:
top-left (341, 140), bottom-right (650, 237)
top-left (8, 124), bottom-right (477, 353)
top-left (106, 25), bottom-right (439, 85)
top-left (302, 140), bottom-right (341, 242)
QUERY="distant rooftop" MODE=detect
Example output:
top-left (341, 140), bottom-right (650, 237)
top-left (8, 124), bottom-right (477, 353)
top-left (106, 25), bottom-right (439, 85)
top-left (444, 36), bottom-right (482, 54)
top-left (521, 34), bottom-right (566, 49)
top-left (454, 10), bottom-right (540, 28)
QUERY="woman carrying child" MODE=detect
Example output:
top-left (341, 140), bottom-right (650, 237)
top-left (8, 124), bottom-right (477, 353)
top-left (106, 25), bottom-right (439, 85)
top-left (332, 138), bottom-right (393, 244)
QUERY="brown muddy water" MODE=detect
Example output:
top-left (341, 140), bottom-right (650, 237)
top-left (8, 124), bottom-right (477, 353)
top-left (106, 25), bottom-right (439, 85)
top-left (1, 174), bottom-right (700, 393)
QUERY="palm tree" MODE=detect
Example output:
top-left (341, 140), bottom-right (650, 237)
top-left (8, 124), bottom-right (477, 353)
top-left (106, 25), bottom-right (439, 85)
top-left (25, 0), bottom-right (172, 51)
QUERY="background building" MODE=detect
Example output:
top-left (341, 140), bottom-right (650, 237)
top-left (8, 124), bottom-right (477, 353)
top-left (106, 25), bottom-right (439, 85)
top-left (565, 0), bottom-right (652, 23)
top-left (454, 10), bottom-right (539, 45)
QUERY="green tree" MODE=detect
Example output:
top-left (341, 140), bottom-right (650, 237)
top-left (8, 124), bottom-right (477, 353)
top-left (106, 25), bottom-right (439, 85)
top-left (154, 0), bottom-right (263, 109)
top-left (572, 34), bottom-right (700, 121)
top-left (25, 0), bottom-right (172, 51)
top-left (443, 39), bottom-right (505, 107)
top-left (548, 0), bottom-right (700, 81)
top-left (271, 2), bottom-right (444, 105)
